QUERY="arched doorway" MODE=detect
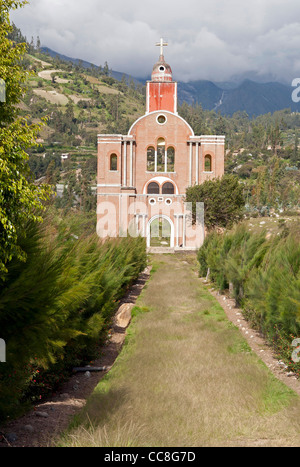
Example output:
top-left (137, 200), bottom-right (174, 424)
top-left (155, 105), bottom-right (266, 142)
top-left (147, 215), bottom-right (174, 248)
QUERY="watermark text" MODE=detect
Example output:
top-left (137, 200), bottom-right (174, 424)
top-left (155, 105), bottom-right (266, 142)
top-left (292, 78), bottom-right (300, 103)
top-left (291, 338), bottom-right (300, 363)
top-left (0, 339), bottom-right (6, 363)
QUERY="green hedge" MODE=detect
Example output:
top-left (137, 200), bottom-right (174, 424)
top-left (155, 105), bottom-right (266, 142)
top-left (198, 221), bottom-right (300, 375)
top-left (0, 214), bottom-right (147, 420)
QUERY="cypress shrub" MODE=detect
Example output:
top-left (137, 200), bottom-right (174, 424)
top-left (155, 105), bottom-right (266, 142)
top-left (0, 214), bottom-right (147, 420)
top-left (198, 221), bottom-right (300, 375)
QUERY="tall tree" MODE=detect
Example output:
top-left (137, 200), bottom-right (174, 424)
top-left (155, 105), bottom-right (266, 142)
top-left (0, 0), bottom-right (50, 278)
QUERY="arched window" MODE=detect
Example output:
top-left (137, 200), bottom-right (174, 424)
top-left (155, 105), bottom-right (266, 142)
top-left (162, 182), bottom-right (175, 195)
top-left (146, 141), bottom-right (175, 173)
top-left (147, 146), bottom-right (155, 172)
top-left (110, 153), bottom-right (118, 171)
top-left (147, 182), bottom-right (160, 194)
top-left (167, 147), bottom-right (175, 172)
top-left (204, 154), bottom-right (212, 172)
top-left (157, 138), bottom-right (165, 172)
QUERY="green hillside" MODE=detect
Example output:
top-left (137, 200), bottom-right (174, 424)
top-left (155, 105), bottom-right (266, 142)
top-left (23, 52), bottom-right (145, 143)
top-left (15, 42), bottom-right (146, 210)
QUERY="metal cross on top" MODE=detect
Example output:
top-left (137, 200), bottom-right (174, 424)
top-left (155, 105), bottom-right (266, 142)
top-left (156, 38), bottom-right (168, 57)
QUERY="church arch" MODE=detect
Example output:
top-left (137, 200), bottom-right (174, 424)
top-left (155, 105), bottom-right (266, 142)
top-left (147, 181), bottom-right (160, 194)
top-left (147, 215), bottom-right (175, 248)
top-left (143, 177), bottom-right (179, 195)
top-left (162, 181), bottom-right (175, 195)
top-left (128, 111), bottom-right (195, 138)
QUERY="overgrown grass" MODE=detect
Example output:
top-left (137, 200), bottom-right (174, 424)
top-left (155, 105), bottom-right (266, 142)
top-left (58, 255), bottom-right (300, 447)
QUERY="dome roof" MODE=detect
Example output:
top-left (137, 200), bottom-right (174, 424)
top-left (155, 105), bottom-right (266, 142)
top-left (151, 55), bottom-right (173, 82)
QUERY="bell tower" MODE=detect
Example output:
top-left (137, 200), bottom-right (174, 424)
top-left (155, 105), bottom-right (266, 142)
top-left (146, 38), bottom-right (178, 114)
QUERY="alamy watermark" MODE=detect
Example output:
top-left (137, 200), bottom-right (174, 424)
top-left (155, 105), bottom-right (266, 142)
top-left (292, 78), bottom-right (300, 103)
top-left (0, 339), bottom-right (6, 363)
top-left (96, 201), bottom-right (205, 248)
top-left (0, 79), bottom-right (6, 103)
top-left (291, 338), bottom-right (300, 363)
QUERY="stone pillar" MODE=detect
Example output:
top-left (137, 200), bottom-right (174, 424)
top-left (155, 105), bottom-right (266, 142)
top-left (189, 143), bottom-right (193, 186)
top-left (123, 142), bottom-right (127, 186)
top-left (130, 141), bottom-right (133, 187)
top-left (196, 143), bottom-right (199, 185)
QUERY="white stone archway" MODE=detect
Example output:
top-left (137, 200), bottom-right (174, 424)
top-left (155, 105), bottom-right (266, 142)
top-left (146, 215), bottom-right (175, 248)
top-left (143, 176), bottom-right (179, 195)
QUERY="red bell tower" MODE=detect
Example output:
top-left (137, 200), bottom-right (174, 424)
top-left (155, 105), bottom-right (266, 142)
top-left (146, 38), bottom-right (178, 115)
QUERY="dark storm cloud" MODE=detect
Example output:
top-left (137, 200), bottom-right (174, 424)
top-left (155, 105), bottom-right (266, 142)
top-left (11, 0), bottom-right (300, 83)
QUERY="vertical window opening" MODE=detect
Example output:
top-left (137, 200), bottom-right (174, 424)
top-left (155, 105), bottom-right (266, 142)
top-left (205, 154), bottom-right (212, 172)
top-left (157, 138), bottom-right (165, 172)
top-left (147, 146), bottom-right (155, 172)
top-left (110, 154), bottom-right (118, 171)
top-left (167, 146), bottom-right (175, 172)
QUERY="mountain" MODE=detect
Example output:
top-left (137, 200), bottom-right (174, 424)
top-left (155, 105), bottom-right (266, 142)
top-left (178, 78), bottom-right (300, 116)
top-left (177, 80), bottom-right (224, 108)
top-left (41, 47), bottom-right (300, 117)
top-left (217, 80), bottom-right (299, 116)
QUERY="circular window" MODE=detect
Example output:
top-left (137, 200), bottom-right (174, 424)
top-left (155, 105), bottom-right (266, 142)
top-left (165, 198), bottom-right (172, 205)
top-left (157, 114), bottom-right (166, 125)
top-left (159, 66), bottom-right (165, 72)
top-left (149, 198), bottom-right (156, 205)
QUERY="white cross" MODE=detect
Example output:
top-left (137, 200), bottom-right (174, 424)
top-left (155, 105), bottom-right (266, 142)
top-left (156, 38), bottom-right (168, 56)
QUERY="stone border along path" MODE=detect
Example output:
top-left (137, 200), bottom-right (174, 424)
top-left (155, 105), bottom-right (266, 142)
top-left (0, 266), bottom-right (152, 448)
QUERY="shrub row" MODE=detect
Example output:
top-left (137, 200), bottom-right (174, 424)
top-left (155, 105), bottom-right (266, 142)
top-left (198, 221), bottom-right (300, 375)
top-left (0, 212), bottom-right (147, 420)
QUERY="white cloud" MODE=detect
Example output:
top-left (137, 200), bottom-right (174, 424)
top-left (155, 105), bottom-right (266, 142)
top-left (10, 0), bottom-right (300, 83)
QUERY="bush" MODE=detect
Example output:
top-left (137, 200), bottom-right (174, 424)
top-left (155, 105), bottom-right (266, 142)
top-left (198, 221), bottom-right (300, 375)
top-left (0, 211), bottom-right (147, 420)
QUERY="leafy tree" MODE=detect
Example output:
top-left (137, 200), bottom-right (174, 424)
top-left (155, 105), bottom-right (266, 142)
top-left (0, 0), bottom-right (50, 278)
top-left (103, 61), bottom-right (110, 76)
top-left (186, 175), bottom-right (245, 230)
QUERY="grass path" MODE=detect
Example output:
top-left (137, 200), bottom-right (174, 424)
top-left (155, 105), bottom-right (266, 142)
top-left (60, 254), bottom-right (300, 447)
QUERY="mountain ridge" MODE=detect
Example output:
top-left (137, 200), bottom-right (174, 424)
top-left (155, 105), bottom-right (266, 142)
top-left (41, 46), bottom-right (300, 117)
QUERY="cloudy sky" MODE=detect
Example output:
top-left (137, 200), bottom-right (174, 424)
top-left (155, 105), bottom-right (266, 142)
top-left (11, 0), bottom-right (300, 83)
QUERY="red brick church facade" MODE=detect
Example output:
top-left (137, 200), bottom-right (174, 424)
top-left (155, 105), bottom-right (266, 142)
top-left (97, 40), bottom-right (225, 250)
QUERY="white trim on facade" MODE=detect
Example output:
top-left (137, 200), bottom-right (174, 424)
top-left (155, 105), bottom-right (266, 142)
top-left (97, 184), bottom-right (122, 187)
top-left (128, 110), bottom-right (195, 137)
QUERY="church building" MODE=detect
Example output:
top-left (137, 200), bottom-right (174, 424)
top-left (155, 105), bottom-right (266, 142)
top-left (97, 39), bottom-right (225, 251)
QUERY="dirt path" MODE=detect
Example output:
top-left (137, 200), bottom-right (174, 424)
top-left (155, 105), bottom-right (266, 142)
top-left (2, 254), bottom-right (300, 447)
top-left (56, 254), bottom-right (300, 447)
top-left (38, 69), bottom-right (71, 83)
